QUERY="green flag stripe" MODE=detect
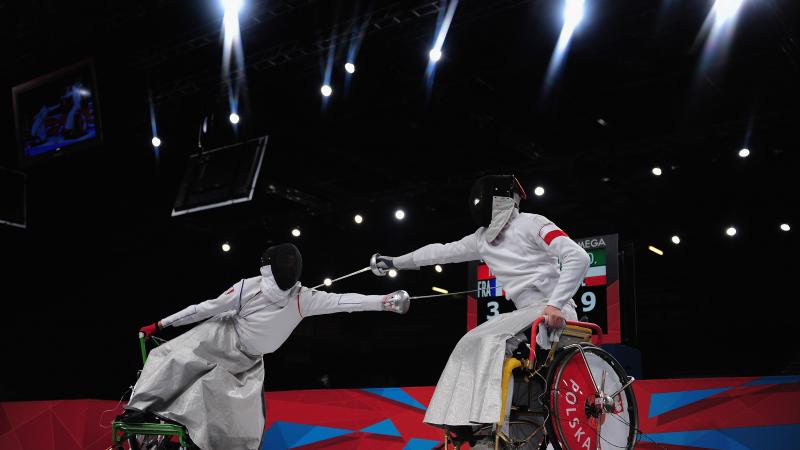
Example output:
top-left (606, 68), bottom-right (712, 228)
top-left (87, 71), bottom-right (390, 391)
top-left (587, 249), bottom-right (606, 267)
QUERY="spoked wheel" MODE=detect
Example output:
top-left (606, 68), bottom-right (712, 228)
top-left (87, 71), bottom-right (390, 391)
top-left (492, 416), bottom-right (547, 450)
top-left (545, 344), bottom-right (638, 450)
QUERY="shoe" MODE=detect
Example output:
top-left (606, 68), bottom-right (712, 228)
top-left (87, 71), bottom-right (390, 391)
top-left (116, 408), bottom-right (157, 423)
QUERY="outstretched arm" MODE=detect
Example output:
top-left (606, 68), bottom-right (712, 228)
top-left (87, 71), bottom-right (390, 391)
top-left (298, 288), bottom-right (409, 318)
top-left (389, 232), bottom-right (481, 270)
top-left (160, 280), bottom-right (245, 328)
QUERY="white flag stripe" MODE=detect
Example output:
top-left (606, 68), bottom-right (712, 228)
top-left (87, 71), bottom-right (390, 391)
top-left (586, 265), bottom-right (606, 278)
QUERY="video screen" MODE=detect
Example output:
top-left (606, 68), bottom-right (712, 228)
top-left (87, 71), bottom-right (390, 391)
top-left (12, 60), bottom-right (102, 164)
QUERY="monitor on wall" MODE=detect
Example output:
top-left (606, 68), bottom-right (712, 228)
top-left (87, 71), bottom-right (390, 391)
top-left (12, 59), bottom-right (103, 166)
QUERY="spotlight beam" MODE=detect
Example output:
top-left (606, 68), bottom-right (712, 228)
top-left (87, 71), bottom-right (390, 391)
top-left (221, 0), bottom-right (246, 122)
top-left (693, 0), bottom-right (746, 82)
top-left (425, 0), bottom-right (460, 88)
top-left (543, 0), bottom-right (585, 96)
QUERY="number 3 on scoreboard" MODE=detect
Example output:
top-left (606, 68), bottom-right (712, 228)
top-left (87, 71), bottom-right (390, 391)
top-left (487, 301), bottom-right (500, 320)
top-left (581, 291), bottom-right (596, 312)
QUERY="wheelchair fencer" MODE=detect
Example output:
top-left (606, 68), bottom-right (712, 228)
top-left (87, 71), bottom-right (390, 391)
top-left (441, 317), bottom-right (638, 450)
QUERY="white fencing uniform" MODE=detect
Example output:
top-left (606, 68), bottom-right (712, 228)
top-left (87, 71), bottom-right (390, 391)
top-left (161, 266), bottom-right (385, 355)
top-left (128, 266), bottom-right (387, 450)
top-left (393, 210), bottom-right (590, 427)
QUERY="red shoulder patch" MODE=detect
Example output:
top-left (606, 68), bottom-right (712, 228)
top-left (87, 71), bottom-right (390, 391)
top-left (543, 229), bottom-right (569, 245)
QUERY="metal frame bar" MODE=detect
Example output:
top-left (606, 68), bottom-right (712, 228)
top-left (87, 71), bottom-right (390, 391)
top-left (527, 317), bottom-right (603, 363)
top-left (170, 136), bottom-right (268, 217)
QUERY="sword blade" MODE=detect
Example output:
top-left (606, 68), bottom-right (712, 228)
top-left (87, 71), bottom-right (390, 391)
top-left (311, 266), bottom-right (371, 289)
top-left (409, 289), bottom-right (479, 300)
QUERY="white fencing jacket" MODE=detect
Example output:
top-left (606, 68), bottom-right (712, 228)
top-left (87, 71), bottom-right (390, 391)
top-left (161, 266), bottom-right (385, 356)
top-left (393, 211), bottom-right (590, 310)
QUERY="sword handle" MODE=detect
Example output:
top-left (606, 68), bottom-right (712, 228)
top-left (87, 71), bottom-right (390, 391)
top-left (370, 253), bottom-right (389, 276)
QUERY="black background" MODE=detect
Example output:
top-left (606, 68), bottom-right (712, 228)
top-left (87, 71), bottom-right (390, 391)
top-left (1, 0), bottom-right (799, 401)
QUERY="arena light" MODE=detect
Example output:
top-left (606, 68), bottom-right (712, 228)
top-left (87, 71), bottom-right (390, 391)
top-left (435, 264), bottom-right (443, 273)
top-left (671, 235), bottom-right (681, 245)
top-left (319, 30), bottom-right (336, 107)
top-left (543, 0), bottom-right (585, 94)
top-left (694, 0), bottom-right (746, 79)
top-left (221, 0), bottom-right (245, 127)
top-left (323, 278), bottom-right (332, 287)
top-left (148, 92), bottom-right (160, 155)
top-left (291, 228), bottom-right (301, 237)
top-left (648, 245), bottom-right (664, 256)
top-left (354, 214), bottom-right (363, 224)
top-left (394, 209), bottom-right (405, 220)
top-left (432, 286), bottom-right (449, 294)
top-left (780, 223), bottom-right (791, 232)
top-left (388, 269), bottom-right (398, 278)
top-left (229, 112), bottom-right (240, 124)
top-left (345, 18), bottom-right (367, 82)
top-left (652, 166), bottom-right (663, 176)
top-left (221, 0), bottom-right (243, 15)
top-left (534, 186), bottom-right (545, 197)
top-left (564, 0), bottom-right (585, 32)
top-left (725, 226), bottom-right (737, 237)
top-left (425, 0), bottom-right (459, 88)
top-left (222, 242), bottom-right (231, 252)
top-left (738, 148), bottom-right (750, 158)
top-left (713, 0), bottom-right (744, 23)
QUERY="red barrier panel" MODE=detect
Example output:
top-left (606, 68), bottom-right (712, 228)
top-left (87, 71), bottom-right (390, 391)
top-left (2, 376), bottom-right (799, 449)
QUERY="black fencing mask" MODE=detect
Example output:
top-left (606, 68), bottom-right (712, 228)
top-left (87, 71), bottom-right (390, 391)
top-left (260, 243), bottom-right (303, 290)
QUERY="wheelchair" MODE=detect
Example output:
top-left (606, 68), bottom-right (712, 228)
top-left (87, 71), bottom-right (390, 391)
top-left (442, 317), bottom-right (638, 450)
top-left (109, 333), bottom-right (196, 450)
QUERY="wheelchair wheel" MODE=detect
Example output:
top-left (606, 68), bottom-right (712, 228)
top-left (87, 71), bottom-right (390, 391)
top-left (544, 344), bottom-right (638, 450)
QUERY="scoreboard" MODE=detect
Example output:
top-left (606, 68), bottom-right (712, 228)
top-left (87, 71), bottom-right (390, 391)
top-left (466, 234), bottom-right (621, 344)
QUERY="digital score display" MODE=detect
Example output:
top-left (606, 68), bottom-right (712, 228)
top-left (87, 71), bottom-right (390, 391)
top-left (466, 234), bottom-right (621, 344)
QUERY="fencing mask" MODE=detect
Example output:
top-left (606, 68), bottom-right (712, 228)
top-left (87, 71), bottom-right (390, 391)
top-left (260, 243), bottom-right (303, 290)
top-left (469, 175), bottom-right (527, 228)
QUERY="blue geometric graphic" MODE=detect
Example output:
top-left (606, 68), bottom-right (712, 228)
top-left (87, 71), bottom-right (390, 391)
top-left (648, 387), bottom-right (730, 417)
top-left (647, 424), bottom-right (800, 450)
top-left (361, 387), bottom-right (427, 410)
top-left (261, 421), bottom-right (353, 449)
top-left (743, 375), bottom-right (800, 387)
top-left (403, 438), bottom-right (443, 450)
top-left (361, 418), bottom-right (402, 437)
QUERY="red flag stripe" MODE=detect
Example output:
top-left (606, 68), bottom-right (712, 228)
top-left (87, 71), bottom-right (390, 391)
top-left (584, 275), bottom-right (606, 287)
top-left (543, 229), bottom-right (569, 245)
top-left (477, 264), bottom-right (494, 280)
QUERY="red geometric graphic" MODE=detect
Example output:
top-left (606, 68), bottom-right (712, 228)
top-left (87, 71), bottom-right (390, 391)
top-left (1, 376), bottom-right (798, 449)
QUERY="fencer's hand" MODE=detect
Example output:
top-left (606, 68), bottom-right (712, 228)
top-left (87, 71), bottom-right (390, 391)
top-left (375, 255), bottom-right (395, 271)
top-left (139, 322), bottom-right (160, 340)
top-left (543, 306), bottom-right (566, 328)
top-left (371, 254), bottom-right (396, 276)
top-left (382, 290), bottom-right (410, 314)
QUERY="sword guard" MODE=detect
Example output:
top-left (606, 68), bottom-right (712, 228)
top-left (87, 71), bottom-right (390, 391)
top-left (370, 253), bottom-right (389, 276)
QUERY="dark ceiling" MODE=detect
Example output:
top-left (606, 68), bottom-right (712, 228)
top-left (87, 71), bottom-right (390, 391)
top-left (1, 0), bottom-right (799, 401)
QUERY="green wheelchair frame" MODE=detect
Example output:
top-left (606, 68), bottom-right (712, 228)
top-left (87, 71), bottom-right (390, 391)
top-left (110, 332), bottom-right (191, 450)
